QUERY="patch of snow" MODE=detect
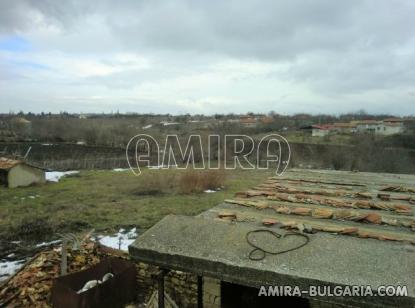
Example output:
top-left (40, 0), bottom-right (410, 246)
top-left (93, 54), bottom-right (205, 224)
top-left (35, 240), bottom-right (61, 248)
top-left (204, 188), bottom-right (221, 193)
top-left (41, 143), bottom-right (53, 146)
top-left (148, 164), bottom-right (178, 169)
top-left (99, 228), bottom-right (138, 251)
top-left (46, 171), bottom-right (79, 182)
top-left (0, 259), bottom-right (26, 282)
top-left (160, 121), bottom-right (180, 126)
top-left (142, 124), bottom-right (153, 129)
top-left (112, 168), bottom-right (128, 172)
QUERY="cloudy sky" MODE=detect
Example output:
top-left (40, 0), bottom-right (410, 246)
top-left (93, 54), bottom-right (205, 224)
top-left (0, 0), bottom-right (414, 115)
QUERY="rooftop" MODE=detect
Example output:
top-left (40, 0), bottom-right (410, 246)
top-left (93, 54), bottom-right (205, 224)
top-left (0, 157), bottom-right (22, 170)
top-left (130, 169), bottom-right (415, 307)
top-left (383, 118), bottom-right (404, 122)
top-left (333, 122), bottom-right (356, 128)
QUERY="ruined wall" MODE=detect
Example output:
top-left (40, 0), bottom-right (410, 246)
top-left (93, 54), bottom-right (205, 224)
top-left (8, 164), bottom-right (46, 188)
top-left (135, 262), bottom-right (222, 308)
top-left (203, 277), bottom-right (221, 308)
top-left (136, 262), bottom-right (198, 308)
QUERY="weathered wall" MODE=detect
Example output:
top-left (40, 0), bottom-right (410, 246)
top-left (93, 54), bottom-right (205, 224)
top-left (136, 262), bottom-right (198, 308)
top-left (134, 261), bottom-right (366, 307)
top-left (7, 164), bottom-right (46, 188)
top-left (203, 277), bottom-right (221, 308)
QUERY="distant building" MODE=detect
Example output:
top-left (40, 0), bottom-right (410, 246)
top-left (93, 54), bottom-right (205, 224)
top-left (354, 119), bottom-right (405, 135)
top-left (300, 118), bottom-right (406, 137)
top-left (0, 158), bottom-right (45, 188)
top-left (332, 123), bottom-right (357, 134)
top-left (240, 116), bottom-right (257, 127)
top-left (382, 118), bottom-right (405, 135)
top-left (301, 125), bottom-right (333, 137)
top-left (383, 118), bottom-right (404, 125)
top-left (377, 123), bottom-right (405, 135)
top-left (353, 120), bottom-right (380, 133)
top-left (260, 116), bottom-right (274, 124)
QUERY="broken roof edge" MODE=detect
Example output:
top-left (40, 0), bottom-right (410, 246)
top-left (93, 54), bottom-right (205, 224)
top-left (0, 157), bottom-right (45, 171)
top-left (0, 157), bottom-right (22, 170)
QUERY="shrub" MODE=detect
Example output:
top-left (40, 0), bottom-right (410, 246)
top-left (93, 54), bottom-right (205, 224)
top-left (178, 169), bottom-right (225, 194)
top-left (133, 171), bottom-right (175, 195)
top-left (8, 216), bottom-right (54, 242)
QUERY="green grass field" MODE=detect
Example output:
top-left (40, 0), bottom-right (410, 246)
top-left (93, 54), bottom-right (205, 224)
top-left (0, 168), bottom-right (272, 241)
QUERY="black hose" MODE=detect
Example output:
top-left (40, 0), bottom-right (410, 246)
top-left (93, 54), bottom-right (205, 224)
top-left (246, 229), bottom-right (310, 261)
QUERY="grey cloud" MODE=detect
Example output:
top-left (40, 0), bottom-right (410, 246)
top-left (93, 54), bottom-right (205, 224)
top-left (281, 50), bottom-right (415, 94)
top-left (0, 0), bottom-right (414, 114)
top-left (2, 1), bottom-right (414, 59)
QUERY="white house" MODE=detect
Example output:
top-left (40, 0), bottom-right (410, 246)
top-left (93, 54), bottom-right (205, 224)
top-left (301, 125), bottom-right (333, 137)
top-left (354, 119), bottom-right (405, 135)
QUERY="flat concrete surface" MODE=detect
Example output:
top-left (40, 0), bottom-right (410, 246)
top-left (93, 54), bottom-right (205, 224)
top-left (285, 168), bottom-right (415, 186)
top-left (130, 214), bottom-right (415, 307)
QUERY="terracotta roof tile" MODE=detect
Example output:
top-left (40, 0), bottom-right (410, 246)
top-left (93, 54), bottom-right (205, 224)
top-left (0, 157), bottom-right (22, 170)
top-left (223, 171), bottom-right (415, 245)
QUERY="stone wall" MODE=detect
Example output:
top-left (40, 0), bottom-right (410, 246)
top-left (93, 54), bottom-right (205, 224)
top-left (202, 277), bottom-right (221, 308)
top-left (136, 262), bottom-right (198, 307)
top-left (134, 261), bottom-right (358, 308)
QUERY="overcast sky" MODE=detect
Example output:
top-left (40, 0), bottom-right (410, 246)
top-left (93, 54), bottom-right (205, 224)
top-left (0, 0), bottom-right (414, 115)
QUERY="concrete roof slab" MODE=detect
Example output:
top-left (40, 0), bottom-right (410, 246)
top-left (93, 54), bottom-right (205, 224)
top-left (129, 214), bottom-right (415, 307)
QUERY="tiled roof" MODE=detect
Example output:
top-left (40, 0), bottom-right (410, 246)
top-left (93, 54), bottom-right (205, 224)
top-left (240, 117), bottom-right (257, 124)
top-left (312, 124), bottom-right (333, 130)
top-left (0, 157), bottom-right (22, 170)
top-left (383, 118), bottom-right (403, 122)
top-left (355, 120), bottom-right (379, 124)
top-left (221, 170), bottom-right (415, 245)
top-left (333, 122), bottom-right (356, 128)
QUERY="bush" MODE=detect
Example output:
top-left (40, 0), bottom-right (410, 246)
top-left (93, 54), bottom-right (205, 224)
top-left (178, 169), bottom-right (225, 194)
top-left (132, 169), bottom-right (226, 195)
top-left (133, 172), bottom-right (175, 195)
top-left (8, 216), bottom-right (54, 242)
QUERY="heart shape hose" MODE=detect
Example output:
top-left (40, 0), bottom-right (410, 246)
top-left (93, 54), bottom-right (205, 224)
top-left (246, 229), bottom-right (310, 261)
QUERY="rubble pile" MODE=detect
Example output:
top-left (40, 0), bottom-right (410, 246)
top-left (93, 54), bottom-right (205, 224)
top-left (0, 242), bottom-right (100, 307)
top-left (223, 175), bottom-right (415, 245)
top-left (0, 235), bottom-right (197, 307)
